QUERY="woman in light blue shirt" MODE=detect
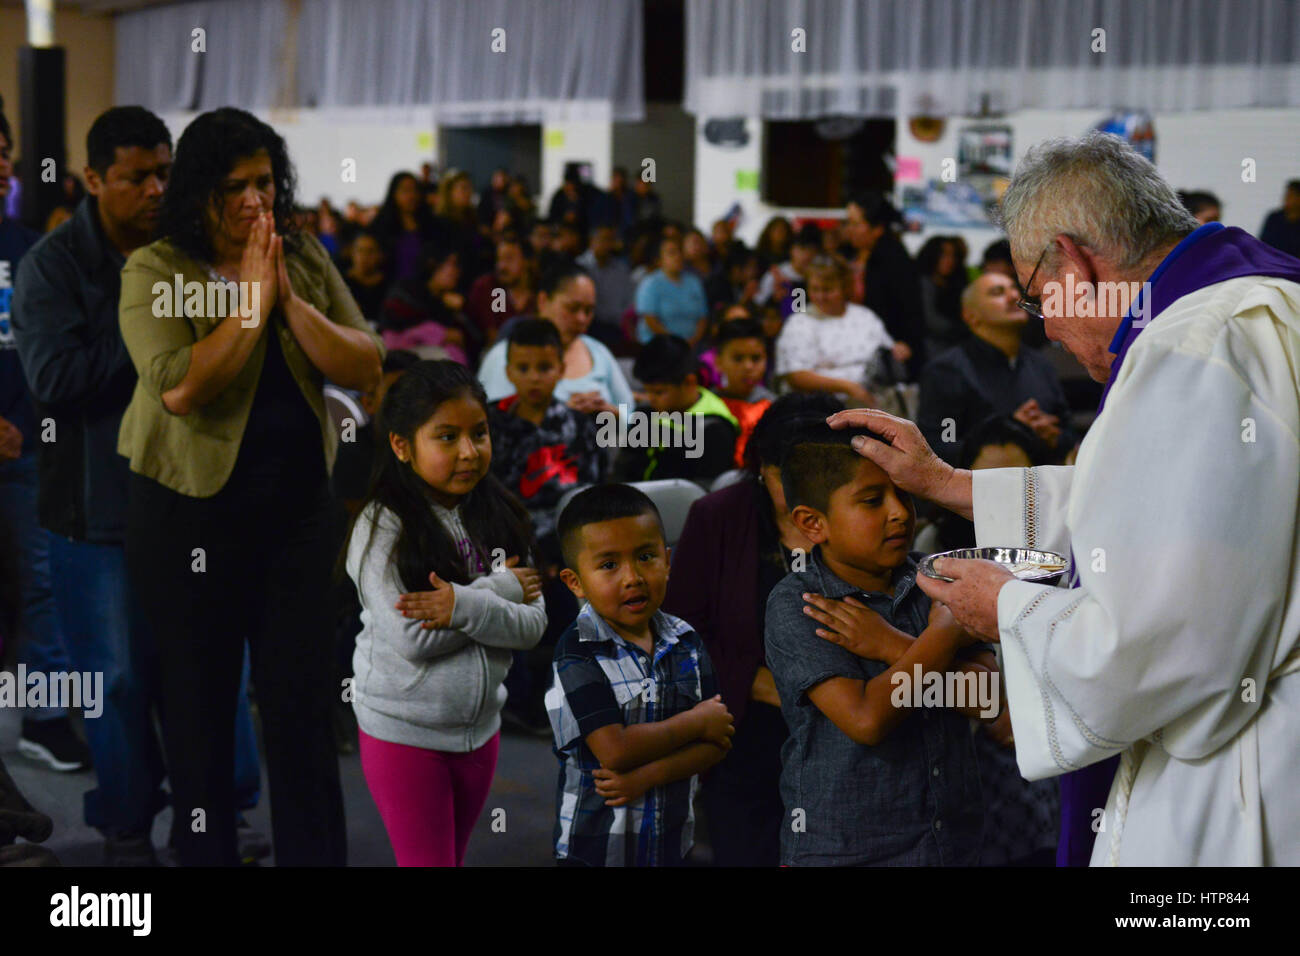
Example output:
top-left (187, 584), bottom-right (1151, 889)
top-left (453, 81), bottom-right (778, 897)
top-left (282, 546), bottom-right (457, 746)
top-left (477, 264), bottom-right (634, 416)
top-left (635, 236), bottom-right (709, 345)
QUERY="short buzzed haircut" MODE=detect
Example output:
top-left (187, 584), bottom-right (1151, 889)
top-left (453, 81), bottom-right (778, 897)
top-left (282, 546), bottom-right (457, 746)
top-left (633, 334), bottom-right (696, 385)
top-left (507, 318), bottom-right (563, 359)
top-left (714, 318), bottom-right (766, 352)
top-left (87, 106), bottom-right (171, 175)
top-left (557, 484), bottom-right (665, 569)
top-left (780, 423), bottom-right (879, 515)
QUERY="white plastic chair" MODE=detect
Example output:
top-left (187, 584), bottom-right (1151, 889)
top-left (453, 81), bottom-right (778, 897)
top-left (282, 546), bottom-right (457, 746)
top-left (323, 385), bottom-right (368, 436)
top-left (628, 479), bottom-right (706, 548)
top-left (709, 468), bottom-right (748, 492)
top-left (551, 479), bottom-right (706, 549)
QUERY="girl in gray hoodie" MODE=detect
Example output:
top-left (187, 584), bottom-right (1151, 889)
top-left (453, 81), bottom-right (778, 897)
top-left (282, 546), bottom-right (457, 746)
top-left (344, 360), bottom-right (546, 865)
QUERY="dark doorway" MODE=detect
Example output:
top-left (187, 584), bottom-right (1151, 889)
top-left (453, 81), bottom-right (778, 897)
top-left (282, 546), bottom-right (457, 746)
top-left (763, 118), bottom-right (895, 208)
top-left (441, 125), bottom-right (542, 197)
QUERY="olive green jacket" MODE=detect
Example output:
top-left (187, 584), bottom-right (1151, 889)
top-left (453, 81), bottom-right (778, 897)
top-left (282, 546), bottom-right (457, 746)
top-left (117, 231), bottom-right (384, 497)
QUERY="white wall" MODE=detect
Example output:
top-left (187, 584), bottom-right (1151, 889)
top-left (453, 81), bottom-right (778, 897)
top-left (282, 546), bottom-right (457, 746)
top-left (540, 119), bottom-right (613, 205)
top-left (694, 109), bottom-right (1300, 254)
top-left (159, 109), bottom-right (438, 208)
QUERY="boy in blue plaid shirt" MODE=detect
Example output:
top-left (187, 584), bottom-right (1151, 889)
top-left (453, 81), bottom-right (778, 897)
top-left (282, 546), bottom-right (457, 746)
top-left (545, 485), bottom-right (734, 866)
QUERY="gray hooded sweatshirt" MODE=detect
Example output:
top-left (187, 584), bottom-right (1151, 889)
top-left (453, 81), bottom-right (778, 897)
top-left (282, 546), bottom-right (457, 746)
top-left (346, 500), bottom-right (547, 752)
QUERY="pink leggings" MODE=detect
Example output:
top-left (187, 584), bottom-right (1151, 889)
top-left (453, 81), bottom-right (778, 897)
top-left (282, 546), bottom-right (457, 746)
top-left (359, 729), bottom-right (500, 867)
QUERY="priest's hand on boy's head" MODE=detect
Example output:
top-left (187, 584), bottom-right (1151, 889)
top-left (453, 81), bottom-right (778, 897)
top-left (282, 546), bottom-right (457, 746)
top-left (827, 408), bottom-right (952, 503)
top-left (803, 593), bottom-right (911, 664)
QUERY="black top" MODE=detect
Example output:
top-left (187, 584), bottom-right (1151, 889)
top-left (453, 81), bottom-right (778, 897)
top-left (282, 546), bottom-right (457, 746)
top-left (231, 323), bottom-right (324, 488)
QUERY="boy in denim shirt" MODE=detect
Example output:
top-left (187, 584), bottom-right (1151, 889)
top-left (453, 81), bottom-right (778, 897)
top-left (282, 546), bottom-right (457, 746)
top-left (765, 423), bottom-right (987, 865)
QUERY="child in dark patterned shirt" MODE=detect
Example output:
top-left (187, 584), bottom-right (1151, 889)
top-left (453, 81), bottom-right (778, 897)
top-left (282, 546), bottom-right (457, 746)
top-left (488, 319), bottom-right (605, 733)
top-left (487, 319), bottom-right (604, 543)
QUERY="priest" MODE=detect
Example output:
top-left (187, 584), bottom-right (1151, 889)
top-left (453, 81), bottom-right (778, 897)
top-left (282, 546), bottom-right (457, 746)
top-left (832, 132), bottom-right (1300, 866)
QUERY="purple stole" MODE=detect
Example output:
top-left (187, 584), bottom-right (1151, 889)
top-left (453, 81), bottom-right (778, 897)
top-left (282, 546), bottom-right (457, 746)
top-left (1055, 224), bottom-right (1300, 866)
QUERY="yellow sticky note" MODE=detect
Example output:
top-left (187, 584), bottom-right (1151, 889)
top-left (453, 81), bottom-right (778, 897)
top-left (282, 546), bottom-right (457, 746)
top-left (417, 132), bottom-right (433, 151)
top-left (545, 129), bottom-right (566, 148)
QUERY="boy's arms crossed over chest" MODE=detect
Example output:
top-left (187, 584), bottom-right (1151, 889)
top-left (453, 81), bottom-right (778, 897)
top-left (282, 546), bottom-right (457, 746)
top-left (551, 634), bottom-right (734, 775)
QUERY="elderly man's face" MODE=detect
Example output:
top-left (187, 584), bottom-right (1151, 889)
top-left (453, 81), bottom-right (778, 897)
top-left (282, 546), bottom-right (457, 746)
top-left (1016, 244), bottom-right (1123, 383)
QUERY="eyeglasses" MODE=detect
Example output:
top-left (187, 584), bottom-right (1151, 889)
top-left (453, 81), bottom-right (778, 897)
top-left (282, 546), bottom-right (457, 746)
top-left (1016, 245), bottom-right (1049, 319)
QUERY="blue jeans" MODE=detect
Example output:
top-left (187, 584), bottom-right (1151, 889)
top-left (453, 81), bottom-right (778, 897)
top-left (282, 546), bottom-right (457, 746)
top-left (47, 532), bottom-right (168, 832)
top-left (0, 453), bottom-right (69, 721)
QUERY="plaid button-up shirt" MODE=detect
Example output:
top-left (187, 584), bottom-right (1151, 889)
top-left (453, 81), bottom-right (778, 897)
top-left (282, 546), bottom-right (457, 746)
top-left (545, 603), bottom-right (717, 866)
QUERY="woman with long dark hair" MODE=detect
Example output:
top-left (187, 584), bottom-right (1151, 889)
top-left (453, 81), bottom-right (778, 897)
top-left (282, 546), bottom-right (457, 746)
top-left (342, 360), bottom-right (544, 866)
top-left (915, 234), bottom-right (969, 358)
top-left (370, 171), bottom-right (438, 284)
top-left (116, 107), bottom-right (383, 866)
top-left (662, 392), bottom-right (844, 866)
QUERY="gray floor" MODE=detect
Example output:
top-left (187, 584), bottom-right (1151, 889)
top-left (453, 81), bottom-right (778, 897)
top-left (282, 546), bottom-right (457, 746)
top-left (0, 703), bottom-right (559, 866)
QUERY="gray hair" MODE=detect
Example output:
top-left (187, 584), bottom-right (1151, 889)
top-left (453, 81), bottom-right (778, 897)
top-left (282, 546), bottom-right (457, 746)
top-left (998, 132), bottom-right (1198, 272)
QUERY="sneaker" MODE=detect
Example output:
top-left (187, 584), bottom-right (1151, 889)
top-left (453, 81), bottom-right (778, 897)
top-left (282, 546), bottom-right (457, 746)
top-left (236, 818), bottom-right (272, 864)
top-left (18, 717), bottom-right (93, 772)
top-left (104, 832), bottom-right (158, 867)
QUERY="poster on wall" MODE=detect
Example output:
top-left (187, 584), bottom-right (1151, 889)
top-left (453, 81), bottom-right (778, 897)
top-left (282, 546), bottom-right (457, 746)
top-left (900, 124), bottom-right (1012, 230)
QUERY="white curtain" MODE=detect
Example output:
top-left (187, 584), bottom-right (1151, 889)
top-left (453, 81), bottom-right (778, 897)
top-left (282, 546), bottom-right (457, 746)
top-left (115, 0), bottom-right (288, 112)
top-left (118, 0), bottom-right (644, 126)
top-left (684, 0), bottom-right (1300, 118)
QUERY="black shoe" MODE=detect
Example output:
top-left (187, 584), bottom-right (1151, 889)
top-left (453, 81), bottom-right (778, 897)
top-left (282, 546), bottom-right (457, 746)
top-left (236, 819), bottom-right (272, 864)
top-left (18, 717), bottom-right (93, 773)
top-left (104, 832), bottom-right (158, 867)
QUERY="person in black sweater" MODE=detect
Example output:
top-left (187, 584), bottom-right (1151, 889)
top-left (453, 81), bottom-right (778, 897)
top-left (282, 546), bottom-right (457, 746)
top-left (842, 194), bottom-right (926, 376)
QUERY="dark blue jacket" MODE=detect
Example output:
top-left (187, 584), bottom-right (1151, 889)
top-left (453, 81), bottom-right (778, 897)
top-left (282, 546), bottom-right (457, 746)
top-left (12, 197), bottom-right (135, 543)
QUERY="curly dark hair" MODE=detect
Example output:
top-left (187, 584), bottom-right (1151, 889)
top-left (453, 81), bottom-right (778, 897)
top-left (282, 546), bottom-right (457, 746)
top-left (157, 107), bottom-right (299, 263)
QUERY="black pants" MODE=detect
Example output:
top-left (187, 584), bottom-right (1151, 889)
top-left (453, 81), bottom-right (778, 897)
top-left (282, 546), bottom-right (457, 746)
top-left (126, 459), bottom-right (346, 866)
top-left (699, 700), bottom-right (786, 867)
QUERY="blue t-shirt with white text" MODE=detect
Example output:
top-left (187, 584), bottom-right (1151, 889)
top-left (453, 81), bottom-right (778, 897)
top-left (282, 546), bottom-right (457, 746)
top-left (0, 216), bottom-right (40, 456)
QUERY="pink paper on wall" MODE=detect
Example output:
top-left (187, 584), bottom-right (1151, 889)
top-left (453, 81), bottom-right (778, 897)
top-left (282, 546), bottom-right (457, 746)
top-left (895, 156), bottom-right (923, 183)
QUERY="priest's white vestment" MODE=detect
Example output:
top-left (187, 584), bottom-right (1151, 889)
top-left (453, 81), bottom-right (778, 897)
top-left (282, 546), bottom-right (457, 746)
top-left (973, 275), bottom-right (1300, 865)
